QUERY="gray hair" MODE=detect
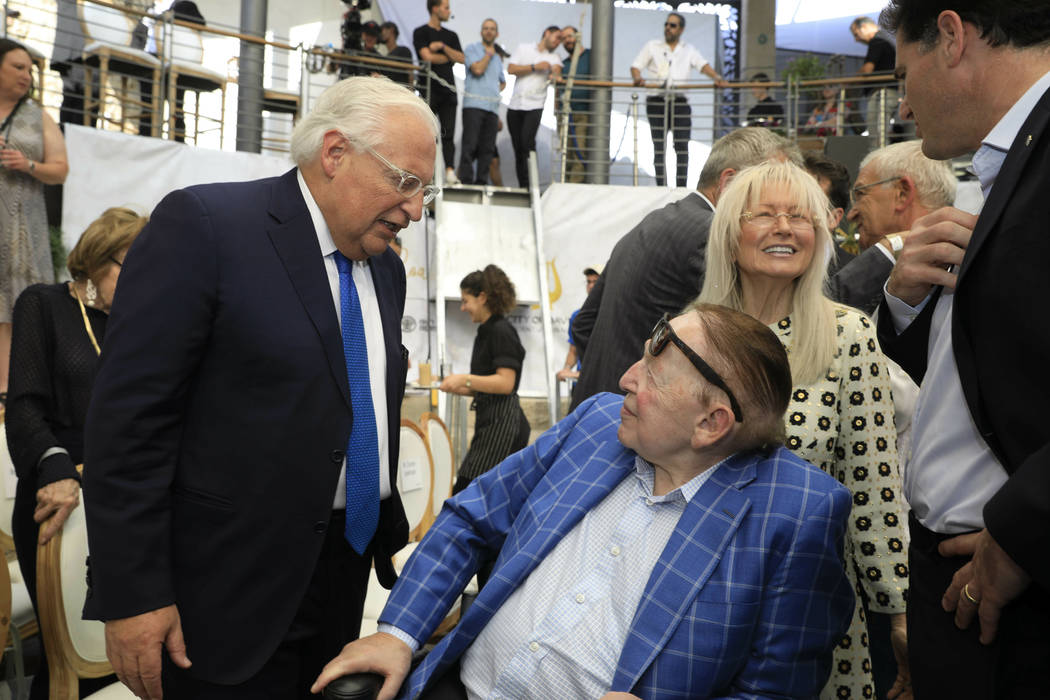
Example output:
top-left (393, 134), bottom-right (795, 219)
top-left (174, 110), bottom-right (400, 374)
top-left (860, 140), bottom-right (957, 209)
top-left (289, 76), bottom-right (440, 166)
top-left (698, 127), bottom-right (804, 190)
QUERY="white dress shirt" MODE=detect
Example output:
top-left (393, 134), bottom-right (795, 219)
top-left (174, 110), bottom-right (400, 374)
top-left (508, 43), bottom-right (560, 111)
top-left (631, 39), bottom-right (710, 96)
top-left (297, 170), bottom-right (391, 507)
top-left (885, 69), bottom-right (1050, 533)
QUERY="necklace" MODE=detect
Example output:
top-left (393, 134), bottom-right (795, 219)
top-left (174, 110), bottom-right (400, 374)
top-left (70, 282), bottom-right (101, 355)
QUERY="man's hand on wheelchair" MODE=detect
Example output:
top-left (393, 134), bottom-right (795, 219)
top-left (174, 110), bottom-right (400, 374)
top-left (311, 632), bottom-right (413, 700)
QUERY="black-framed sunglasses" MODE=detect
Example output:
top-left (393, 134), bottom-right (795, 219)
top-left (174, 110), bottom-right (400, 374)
top-left (649, 313), bottom-right (744, 422)
top-left (664, 22), bottom-right (681, 28)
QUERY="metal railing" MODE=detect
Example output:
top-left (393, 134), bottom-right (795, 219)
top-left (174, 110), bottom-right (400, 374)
top-left (10, 2), bottom-right (911, 171)
top-left (550, 73), bottom-right (911, 186)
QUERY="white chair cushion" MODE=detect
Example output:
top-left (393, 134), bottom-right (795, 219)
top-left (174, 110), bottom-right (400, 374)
top-left (82, 42), bottom-right (162, 65)
top-left (9, 561), bottom-right (34, 627)
top-left (80, 4), bottom-right (133, 47)
top-left (59, 505), bottom-right (108, 663)
top-left (85, 682), bottom-right (137, 700)
top-left (397, 429), bottom-right (432, 534)
top-left (424, 419), bottom-right (454, 519)
top-left (170, 60), bottom-right (225, 84)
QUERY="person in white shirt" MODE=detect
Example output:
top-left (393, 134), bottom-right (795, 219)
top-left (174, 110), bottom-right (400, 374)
top-left (875, 2), bottom-right (1050, 697)
top-left (630, 13), bottom-right (726, 188)
top-left (505, 26), bottom-right (562, 188)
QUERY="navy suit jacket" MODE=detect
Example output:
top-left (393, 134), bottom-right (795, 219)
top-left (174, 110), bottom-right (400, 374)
top-left (382, 394), bottom-right (854, 699)
top-left (877, 85), bottom-right (1050, 589)
top-left (83, 169), bottom-right (410, 683)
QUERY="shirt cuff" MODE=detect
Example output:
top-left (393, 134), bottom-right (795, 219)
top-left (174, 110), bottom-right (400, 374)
top-left (875, 243), bottom-right (897, 264)
top-left (36, 449), bottom-right (82, 490)
top-left (883, 282), bottom-right (933, 335)
top-left (377, 624), bottom-right (421, 653)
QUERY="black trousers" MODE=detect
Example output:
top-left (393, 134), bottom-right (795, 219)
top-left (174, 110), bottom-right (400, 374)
top-left (907, 512), bottom-right (1050, 699)
top-left (457, 108), bottom-right (499, 185)
top-left (427, 88), bottom-right (458, 171)
top-left (506, 108), bottom-right (543, 188)
top-left (645, 95), bottom-right (691, 187)
top-left (161, 511), bottom-right (372, 699)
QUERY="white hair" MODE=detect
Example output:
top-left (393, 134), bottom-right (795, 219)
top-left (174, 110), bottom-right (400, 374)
top-left (697, 160), bottom-right (837, 386)
top-left (289, 76), bottom-right (440, 166)
top-left (860, 140), bottom-right (957, 209)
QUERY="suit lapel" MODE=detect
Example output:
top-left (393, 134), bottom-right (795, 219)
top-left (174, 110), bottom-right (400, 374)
top-left (959, 87), bottom-right (1050, 281)
top-left (266, 169), bottom-right (351, 409)
top-left (613, 453), bottom-right (756, 689)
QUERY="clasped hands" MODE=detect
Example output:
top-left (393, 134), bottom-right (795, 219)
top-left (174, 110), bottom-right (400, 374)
top-left (0, 136), bottom-right (31, 173)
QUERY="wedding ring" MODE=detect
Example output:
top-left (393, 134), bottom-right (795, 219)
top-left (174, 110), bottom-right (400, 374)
top-left (963, 583), bottom-right (980, 605)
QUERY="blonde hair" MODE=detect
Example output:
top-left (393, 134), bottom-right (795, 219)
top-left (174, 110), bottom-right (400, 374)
top-left (67, 207), bottom-right (148, 283)
top-left (697, 160), bottom-right (836, 385)
top-left (290, 76), bottom-right (439, 166)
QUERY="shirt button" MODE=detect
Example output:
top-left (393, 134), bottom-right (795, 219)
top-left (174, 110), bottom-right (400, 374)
top-left (528, 641), bottom-right (540, 652)
top-left (575, 593), bottom-right (585, 604)
top-left (610, 545), bottom-right (621, 556)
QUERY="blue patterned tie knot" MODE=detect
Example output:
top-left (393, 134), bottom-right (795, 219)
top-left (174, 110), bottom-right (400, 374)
top-left (334, 252), bottom-right (380, 555)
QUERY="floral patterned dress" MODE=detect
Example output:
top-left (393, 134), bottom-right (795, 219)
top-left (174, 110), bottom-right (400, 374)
top-left (772, 306), bottom-right (909, 700)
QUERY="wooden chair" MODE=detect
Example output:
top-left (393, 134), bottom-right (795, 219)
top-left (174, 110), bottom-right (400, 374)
top-left (398, 420), bottom-right (434, 542)
top-left (159, 21), bottom-right (226, 145)
top-left (78, 0), bottom-right (162, 135)
top-left (36, 496), bottom-right (134, 699)
top-left (419, 413), bottom-right (454, 522)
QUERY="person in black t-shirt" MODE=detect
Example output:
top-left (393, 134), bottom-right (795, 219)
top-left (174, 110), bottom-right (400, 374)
top-left (440, 265), bottom-right (530, 493)
top-left (745, 72), bottom-right (784, 127)
top-left (413, 0), bottom-right (464, 184)
top-left (379, 21), bottom-right (414, 88)
top-left (850, 16), bottom-right (900, 138)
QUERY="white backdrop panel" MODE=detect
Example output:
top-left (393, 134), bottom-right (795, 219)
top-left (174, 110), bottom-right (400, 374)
top-left (61, 125), bottom-right (291, 251)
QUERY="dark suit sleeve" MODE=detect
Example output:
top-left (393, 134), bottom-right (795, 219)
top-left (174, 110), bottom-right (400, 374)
top-left (82, 188), bottom-right (219, 621)
top-left (985, 444), bottom-right (1050, 589)
top-left (826, 245), bottom-right (893, 315)
top-left (571, 270), bottom-right (604, 363)
top-left (875, 291), bottom-right (937, 386)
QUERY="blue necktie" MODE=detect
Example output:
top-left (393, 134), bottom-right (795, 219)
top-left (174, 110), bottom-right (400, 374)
top-left (334, 252), bottom-right (380, 555)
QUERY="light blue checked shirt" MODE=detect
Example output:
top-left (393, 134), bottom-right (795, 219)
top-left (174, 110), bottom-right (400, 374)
top-left (381, 457), bottom-right (722, 699)
top-left (462, 457), bottom-right (721, 699)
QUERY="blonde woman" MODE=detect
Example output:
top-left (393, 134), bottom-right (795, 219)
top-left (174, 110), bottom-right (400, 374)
top-left (693, 160), bottom-right (910, 700)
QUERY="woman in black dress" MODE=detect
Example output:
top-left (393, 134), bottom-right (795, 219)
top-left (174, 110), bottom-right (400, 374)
top-left (5, 207), bottom-right (146, 699)
top-left (441, 265), bottom-right (530, 493)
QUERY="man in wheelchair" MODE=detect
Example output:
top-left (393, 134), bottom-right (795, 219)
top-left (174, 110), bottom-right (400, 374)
top-left (313, 305), bottom-right (855, 699)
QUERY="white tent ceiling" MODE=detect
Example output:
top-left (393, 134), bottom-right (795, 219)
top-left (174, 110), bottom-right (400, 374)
top-left (775, 0), bottom-right (891, 56)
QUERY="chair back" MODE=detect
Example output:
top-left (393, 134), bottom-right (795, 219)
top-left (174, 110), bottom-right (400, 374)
top-left (0, 420), bottom-right (17, 552)
top-left (420, 413), bottom-right (454, 519)
top-left (78, 1), bottom-right (135, 47)
top-left (37, 498), bottom-right (115, 695)
top-left (167, 23), bottom-right (205, 64)
top-left (397, 421), bottom-right (434, 541)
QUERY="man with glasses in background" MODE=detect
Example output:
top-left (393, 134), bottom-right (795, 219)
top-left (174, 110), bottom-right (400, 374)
top-left (631, 13), bottom-right (727, 187)
top-left (845, 140), bottom-right (956, 313)
top-left (314, 304), bottom-right (854, 700)
top-left (82, 77), bottom-right (440, 699)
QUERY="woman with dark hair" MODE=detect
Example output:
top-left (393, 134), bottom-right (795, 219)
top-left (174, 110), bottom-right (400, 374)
top-left (441, 264), bottom-right (530, 492)
top-left (0, 38), bottom-right (69, 405)
top-left (5, 206), bottom-right (146, 699)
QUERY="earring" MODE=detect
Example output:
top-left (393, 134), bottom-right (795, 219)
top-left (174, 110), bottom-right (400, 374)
top-left (85, 279), bottom-right (98, 307)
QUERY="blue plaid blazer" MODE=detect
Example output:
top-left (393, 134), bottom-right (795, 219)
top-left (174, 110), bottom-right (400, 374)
top-left (381, 393), bottom-right (854, 699)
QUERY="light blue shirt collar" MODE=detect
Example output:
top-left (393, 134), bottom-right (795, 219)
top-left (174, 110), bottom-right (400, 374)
top-left (972, 69), bottom-right (1050, 196)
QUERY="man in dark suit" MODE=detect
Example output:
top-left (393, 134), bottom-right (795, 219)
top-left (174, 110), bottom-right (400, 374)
top-left (570, 127), bottom-right (894, 408)
top-left (82, 76), bottom-right (440, 699)
top-left (875, 2), bottom-right (1050, 696)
